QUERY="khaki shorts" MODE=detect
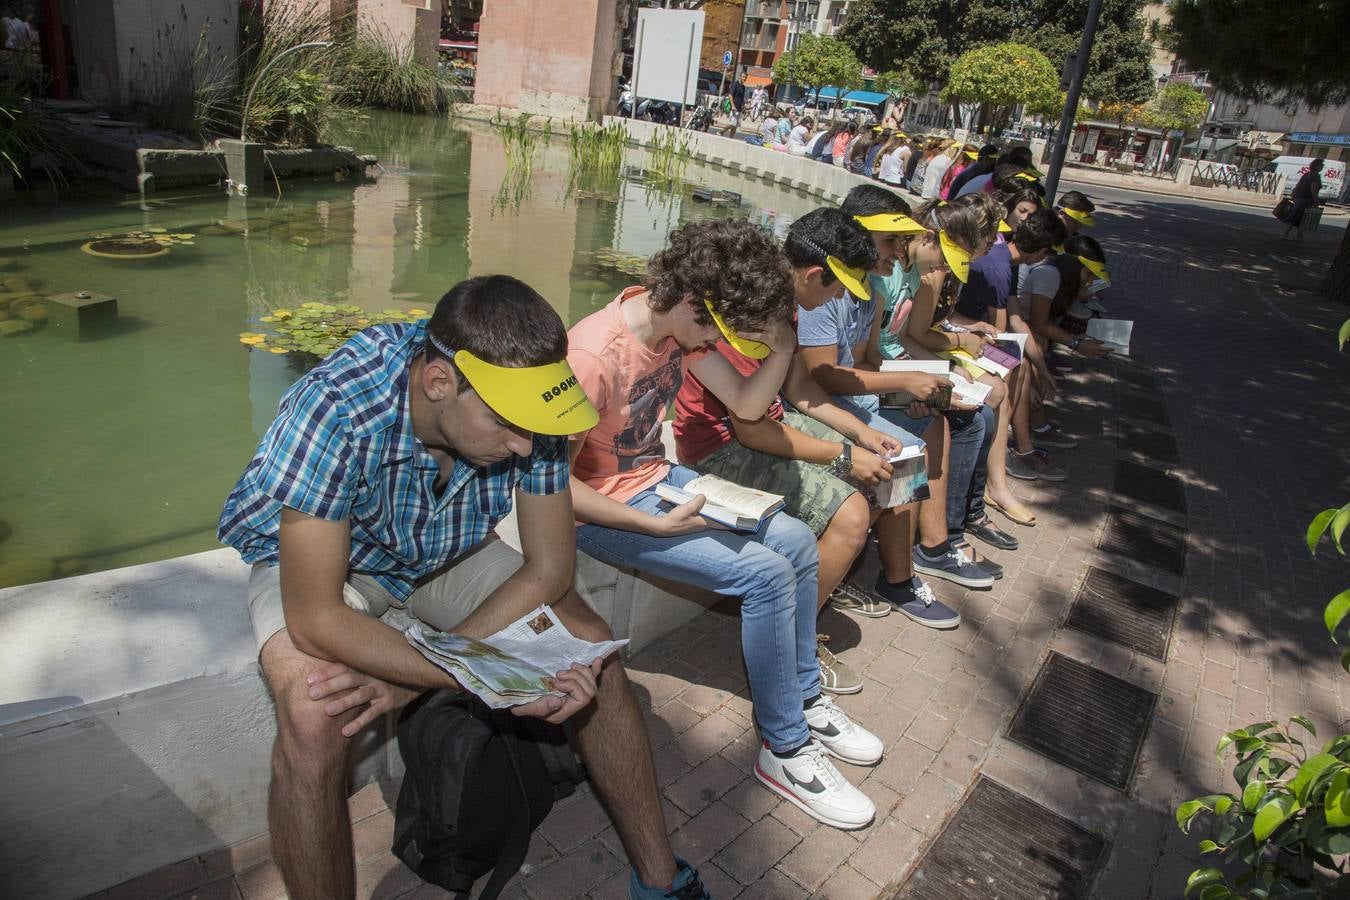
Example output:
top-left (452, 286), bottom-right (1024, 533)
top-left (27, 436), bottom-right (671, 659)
top-left (690, 411), bottom-right (859, 537)
top-left (246, 538), bottom-right (525, 651)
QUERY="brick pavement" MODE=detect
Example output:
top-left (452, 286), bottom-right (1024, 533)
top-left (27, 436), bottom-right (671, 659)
top-left (88, 196), bottom-right (1350, 899)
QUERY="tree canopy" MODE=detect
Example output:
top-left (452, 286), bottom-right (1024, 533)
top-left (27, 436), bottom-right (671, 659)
top-left (840, 0), bottom-right (1156, 104)
top-left (872, 69), bottom-right (927, 97)
top-left (942, 42), bottom-right (1061, 118)
top-left (1141, 81), bottom-right (1209, 132)
top-left (1167, 0), bottom-right (1350, 107)
top-left (770, 33), bottom-right (863, 94)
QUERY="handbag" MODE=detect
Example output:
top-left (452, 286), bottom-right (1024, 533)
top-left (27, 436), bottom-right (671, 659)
top-left (1272, 198), bottom-right (1293, 222)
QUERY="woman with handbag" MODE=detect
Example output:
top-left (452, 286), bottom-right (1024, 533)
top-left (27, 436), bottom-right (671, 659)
top-left (1282, 158), bottom-right (1324, 239)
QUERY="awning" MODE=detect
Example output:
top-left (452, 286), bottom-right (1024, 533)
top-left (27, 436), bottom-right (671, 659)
top-left (813, 88), bottom-right (889, 106)
top-left (1182, 137), bottom-right (1239, 152)
top-left (1243, 130), bottom-right (1285, 148)
top-left (744, 73), bottom-right (773, 88)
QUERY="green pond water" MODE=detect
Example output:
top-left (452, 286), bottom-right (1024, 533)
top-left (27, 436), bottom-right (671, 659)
top-left (0, 110), bottom-right (817, 588)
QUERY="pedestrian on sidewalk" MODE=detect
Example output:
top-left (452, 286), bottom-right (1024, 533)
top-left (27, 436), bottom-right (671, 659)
top-left (1283, 158), bottom-right (1324, 239)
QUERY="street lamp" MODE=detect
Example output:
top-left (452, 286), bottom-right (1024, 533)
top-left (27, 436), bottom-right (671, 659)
top-left (783, 0), bottom-right (819, 107)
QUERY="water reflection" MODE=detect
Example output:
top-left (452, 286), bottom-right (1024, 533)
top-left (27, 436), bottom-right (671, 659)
top-left (0, 110), bottom-right (818, 587)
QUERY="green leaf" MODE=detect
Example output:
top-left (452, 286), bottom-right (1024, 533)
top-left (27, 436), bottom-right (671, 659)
top-left (1308, 508), bottom-right (1337, 554)
top-left (1177, 800), bottom-right (1207, 830)
top-left (1325, 590), bottom-right (1350, 642)
top-left (1243, 780), bottom-right (1265, 812)
top-left (1185, 868), bottom-right (1224, 896)
top-left (1198, 885), bottom-right (1232, 900)
top-left (1198, 839), bottom-right (1220, 853)
top-left (1339, 318), bottom-right (1350, 350)
top-left (1326, 770), bottom-right (1350, 827)
top-left (1253, 794), bottom-right (1299, 841)
top-left (1290, 715), bottom-right (1317, 737)
top-left (1214, 795), bottom-right (1234, 815)
top-left (1334, 506), bottom-right (1350, 553)
top-left (1288, 753), bottom-right (1341, 805)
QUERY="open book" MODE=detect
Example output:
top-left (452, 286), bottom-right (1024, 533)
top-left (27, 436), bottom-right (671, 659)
top-left (1086, 318), bottom-right (1132, 356)
top-left (880, 359), bottom-right (951, 375)
top-left (654, 474), bottom-right (785, 531)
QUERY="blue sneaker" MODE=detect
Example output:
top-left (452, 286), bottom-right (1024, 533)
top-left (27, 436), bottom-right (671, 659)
top-left (874, 575), bottom-right (962, 629)
top-left (630, 858), bottom-right (711, 899)
top-left (912, 545), bottom-right (995, 589)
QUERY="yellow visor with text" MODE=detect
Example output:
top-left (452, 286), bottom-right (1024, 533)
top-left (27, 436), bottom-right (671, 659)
top-left (938, 231), bottom-right (972, 283)
top-left (451, 348), bottom-right (599, 435)
top-left (704, 298), bottom-right (772, 359)
top-left (1062, 207), bottom-right (1096, 227)
top-left (854, 213), bottom-right (927, 235)
top-left (827, 255), bottom-right (871, 300)
top-left (1078, 256), bottom-right (1110, 283)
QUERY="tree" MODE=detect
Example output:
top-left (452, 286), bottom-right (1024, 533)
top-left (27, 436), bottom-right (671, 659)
top-left (1140, 81), bottom-right (1208, 133)
top-left (1168, 0), bottom-right (1350, 302)
top-left (941, 42), bottom-right (1061, 130)
top-left (872, 69), bottom-right (926, 98)
top-left (770, 34), bottom-right (862, 107)
top-left (1018, 0), bottom-right (1158, 105)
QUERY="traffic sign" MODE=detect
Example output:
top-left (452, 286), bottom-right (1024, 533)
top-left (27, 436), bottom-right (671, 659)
top-left (723, 50), bottom-right (732, 68)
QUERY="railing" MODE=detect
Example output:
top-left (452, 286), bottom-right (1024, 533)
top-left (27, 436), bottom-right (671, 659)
top-left (1188, 161), bottom-right (1281, 194)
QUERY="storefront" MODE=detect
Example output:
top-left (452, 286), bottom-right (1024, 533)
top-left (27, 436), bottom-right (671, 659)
top-left (1284, 131), bottom-right (1350, 163)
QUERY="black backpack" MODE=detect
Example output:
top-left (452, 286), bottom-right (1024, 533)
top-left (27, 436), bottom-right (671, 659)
top-left (391, 690), bottom-right (587, 899)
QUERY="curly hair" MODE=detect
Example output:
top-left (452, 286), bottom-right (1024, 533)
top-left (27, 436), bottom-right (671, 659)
top-left (645, 219), bottom-right (794, 332)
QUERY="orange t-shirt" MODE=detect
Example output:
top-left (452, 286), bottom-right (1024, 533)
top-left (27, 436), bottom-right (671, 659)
top-left (567, 288), bottom-right (688, 503)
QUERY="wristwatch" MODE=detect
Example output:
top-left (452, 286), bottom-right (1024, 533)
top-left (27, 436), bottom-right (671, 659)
top-left (828, 443), bottom-right (853, 477)
top-left (1069, 337), bottom-right (1083, 352)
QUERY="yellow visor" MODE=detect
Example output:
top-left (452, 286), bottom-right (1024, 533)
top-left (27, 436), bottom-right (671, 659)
top-left (450, 347), bottom-right (599, 435)
top-left (1013, 169), bottom-right (1043, 181)
top-left (938, 231), bottom-right (972, 283)
top-left (964, 149), bottom-right (978, 160)
top-left (998, 219), bottom-right (1013, 234)
top-left (827, 255), bottom-right (872, 301)
top-left (704, 298), bottom-right (771, 359)
top-left (854, 213), bottom-right (927, 234)
top-left (1078, 255), bottom-right (1110, 283)
top-left (1062, 207), bottom-right (1096, 227)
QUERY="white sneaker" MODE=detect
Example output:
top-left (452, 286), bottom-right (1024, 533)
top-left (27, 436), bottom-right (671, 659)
top-left (803, 696), bottom-right (884, 766)
top-left (754, 740), bottom-right (876, 830)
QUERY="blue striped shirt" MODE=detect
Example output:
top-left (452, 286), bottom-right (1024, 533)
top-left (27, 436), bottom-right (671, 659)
top-left (218, 321), bottom-right (568, 601)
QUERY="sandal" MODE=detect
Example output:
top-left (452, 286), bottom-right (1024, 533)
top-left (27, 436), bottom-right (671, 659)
top-left (984, 493), bottom-right (1037, 527)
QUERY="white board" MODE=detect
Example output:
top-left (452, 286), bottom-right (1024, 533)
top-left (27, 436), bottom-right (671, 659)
top-left (632, 8), bottom-right (704, 106)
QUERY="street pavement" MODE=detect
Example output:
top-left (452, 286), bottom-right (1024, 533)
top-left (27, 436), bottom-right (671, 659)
top-left (87, 187), bottom-right (1350, 900)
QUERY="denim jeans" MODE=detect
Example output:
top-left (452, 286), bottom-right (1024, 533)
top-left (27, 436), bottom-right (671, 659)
top-left (575, 465), bottom-right (820, 752)
top-left (831, 393), bottom-right (988, 540)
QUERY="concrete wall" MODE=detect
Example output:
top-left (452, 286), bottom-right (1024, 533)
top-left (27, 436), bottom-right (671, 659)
top-left (111, 0), bottom-right (238, 107)
top-left (356, 0), bottom-right (439, 65)
top-left (474, 0), bottom-right (620, 122)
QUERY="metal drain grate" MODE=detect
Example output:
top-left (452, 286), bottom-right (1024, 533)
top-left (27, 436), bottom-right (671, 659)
top-left (1116, 420), bottom-right (1180, 464)
top-left (1066, 567), bottom-right (1179, 660)
top-left (891, 777), bottom-right (1107, 899)
top-left (1117, 391), bottom-right (1170, 425)
top-left (1098, 507), bottom-right (1187, 575)
top-left (1113, 459), bottom-right (1187, 513)
top-left (1008, 653), bottom-right (1157, 790)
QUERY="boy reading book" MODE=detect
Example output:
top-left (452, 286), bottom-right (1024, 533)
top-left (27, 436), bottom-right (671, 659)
top-left (567, 219), bottom-right (884, 831)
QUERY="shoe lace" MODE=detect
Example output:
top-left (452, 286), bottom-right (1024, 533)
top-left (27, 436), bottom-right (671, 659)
top-left (832, 581), bottom-right (873, 605)
top-left (797, 741), bottom-right (844, 791)
top-left (912, 580), bottom-right (936, 607)
top-left (812, 695), bottom-right (856, 735)
top-left (816, 634), bottom-right (839, 666)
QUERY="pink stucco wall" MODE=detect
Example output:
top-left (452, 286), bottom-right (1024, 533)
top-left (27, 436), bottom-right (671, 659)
top-left (474, 0), bottom-right (619, 120)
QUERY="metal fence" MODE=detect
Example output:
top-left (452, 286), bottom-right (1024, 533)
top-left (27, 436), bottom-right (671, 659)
top-left (1188, 162), bottom-right (1281, 194)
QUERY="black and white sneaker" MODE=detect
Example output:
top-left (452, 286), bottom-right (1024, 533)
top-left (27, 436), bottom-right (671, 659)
top-left (754, 740), bottom-right (876, 830)
top-left (803, 695), bottom-right (884, 765)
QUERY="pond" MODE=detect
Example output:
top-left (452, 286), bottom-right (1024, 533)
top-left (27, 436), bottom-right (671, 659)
top-left (0, 110), bottom-right (819, 588)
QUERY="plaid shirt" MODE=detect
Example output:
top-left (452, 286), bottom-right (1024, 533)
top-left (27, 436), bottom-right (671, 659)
top-left (218, 321), bottom-right (568, 601)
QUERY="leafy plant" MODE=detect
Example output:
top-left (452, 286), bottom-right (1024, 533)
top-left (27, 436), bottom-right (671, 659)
top-left (240, 302), bottom-right (427, 360)
top-left (771, 33), bottom-right (863, 102)
top-left (1143, 82), bottom-right (1210, 135)
top-left (645, 127), bottom-right (691, 188)
top-left (1176, 321), bottom-right (1350, 897)
top-left (941, 42), bottom-right (1061, 128)
top-left (330, 27), bottom-right (451, 114)
top-left (274, 70), bottom-right (329, 146)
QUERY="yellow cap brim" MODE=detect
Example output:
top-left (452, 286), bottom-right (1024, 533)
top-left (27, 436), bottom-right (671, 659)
top-left (453, 350), bottom-right (599, 435)
top-left (1079, 256), bottom-right (1110, 283)
top-left (827, 255), bottom-right (872, 301)
top-left (964, 150), bottom-right (978, 160)
top-left (705, 299), bottom-right (771, 359)
top-left (938, 231), bottom-right (972, 283)
top-left (854, 213), bottom-right (928, 235)
top-left (998, 220), bottom-right (1013, 234)
top-left (1062, 207), bottom-right (1096, 227)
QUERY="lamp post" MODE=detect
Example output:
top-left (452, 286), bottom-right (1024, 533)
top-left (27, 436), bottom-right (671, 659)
top-left (783, 0), bottom-right (818, 108)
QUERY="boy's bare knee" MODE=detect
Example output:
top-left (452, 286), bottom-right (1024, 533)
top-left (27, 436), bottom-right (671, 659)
top-left (554, 589), bottom-right (614, 642)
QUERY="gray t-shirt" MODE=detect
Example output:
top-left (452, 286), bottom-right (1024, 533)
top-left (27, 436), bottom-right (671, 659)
top-left (1017, 260), bottom-right (1061, 307)
top-left (796, 293), bottom-right (875, 367)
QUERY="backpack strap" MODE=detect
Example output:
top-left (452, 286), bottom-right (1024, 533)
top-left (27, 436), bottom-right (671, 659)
top-left (475, 728), bottom-right (533, 900)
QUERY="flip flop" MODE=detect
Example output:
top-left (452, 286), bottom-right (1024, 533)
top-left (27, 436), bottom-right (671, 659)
top-left (984, 493), bottom-right (1037, 527)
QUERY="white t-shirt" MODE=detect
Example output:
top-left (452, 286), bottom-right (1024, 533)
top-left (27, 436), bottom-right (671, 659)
top-left (878, 148), bottom-right (906, 184)
top-left (922, 154), bottom-right (953, 199)
top-left (788, 124), bottom-right (810, 150)
top-left (761, 117), bottom-right (778, 143)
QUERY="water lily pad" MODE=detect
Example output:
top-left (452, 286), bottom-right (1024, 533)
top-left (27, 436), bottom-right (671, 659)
top-left (238, 333), bottom-right (266, 345)
top-left (407, 308), bottom-right (429, 317)
top-left (81, 239), bottom-right (170, 260)
top-left (147, 226), bottom-right (167, 233)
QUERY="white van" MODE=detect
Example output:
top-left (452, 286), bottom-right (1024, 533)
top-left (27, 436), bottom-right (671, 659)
top-left (1270, 155), bottom-right (1344, 199)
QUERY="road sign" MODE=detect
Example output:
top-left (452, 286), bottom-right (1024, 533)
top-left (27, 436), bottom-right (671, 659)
top-left (723, 50), bottom-right (732, 68)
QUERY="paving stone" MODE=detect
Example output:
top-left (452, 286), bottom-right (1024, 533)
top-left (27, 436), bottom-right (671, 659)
top-left (664, 755), bottom-right (748, 818)
top-left (235, 862), bottom-right (286, 900)
top-left (93, 859), bottom-right (208, 900)
top-left (721, 775), bottom-right (782, 823)
top-left (812, 863), bottom-right (885, 897)
top-left (539, 789), bottom-right (612, 853)
top-left (670, 801), bottom-right (752, 866)
top-left (712, 815), bottom-right (801, 884)
top-left (673, 712), bottom-right (746, 766)
top-left (522, 838), bottom-right (623, 899)
top-left (776, 823), bottom-right (859, 891)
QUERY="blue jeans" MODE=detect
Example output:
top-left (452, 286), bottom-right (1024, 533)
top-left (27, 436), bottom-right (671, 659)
top-left (942, 405), bottom-right (994, 540)
top-left (575, 465), bottom-right (820, 752)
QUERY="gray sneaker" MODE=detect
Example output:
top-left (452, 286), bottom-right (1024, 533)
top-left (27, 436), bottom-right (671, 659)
top-left (1031, 423), bottom-right (1079, 449)
top-left (817, 636), bottom-right (862, 695)
top-left (1008, 449), bottom-right (1067, 482)
top-left (828, 581), bottom-right (892, 618)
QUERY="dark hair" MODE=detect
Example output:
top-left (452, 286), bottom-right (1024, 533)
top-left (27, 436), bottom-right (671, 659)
top-left (784, 207), bottom-right (877, 286)
top-left (1057, 190), bottom-right (1095, 213)
top-left (1311, 158), bottom-right (1326, 171)
top-left (800, 116), bottom-right (814, 129)
top-left (841, 183), bottom-right (913, 218)
top-left (1010, 208), bottom-right (1066, 256)
top-left (645, 219), bottom-right (794, 331)
top-left (1002, 188), bottom-right (1044, 218)
top-left (1063, 233), bottom-right (1106, 263)
top-left (425, 276), bottom-right (568, 387)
